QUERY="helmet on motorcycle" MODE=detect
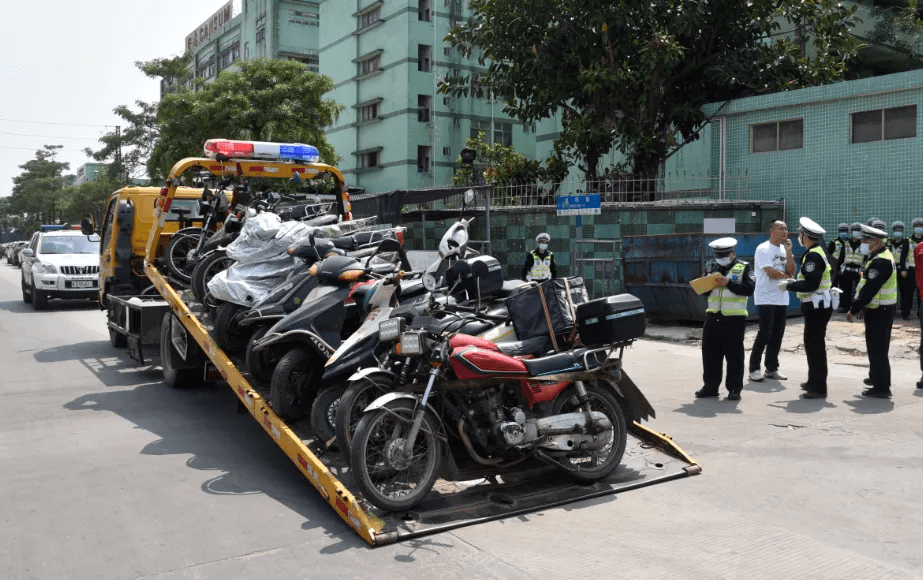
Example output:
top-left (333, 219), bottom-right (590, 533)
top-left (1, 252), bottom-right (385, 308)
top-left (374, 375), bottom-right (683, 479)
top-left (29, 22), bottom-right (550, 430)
top-left (535, 232), bottom-right (551, 244)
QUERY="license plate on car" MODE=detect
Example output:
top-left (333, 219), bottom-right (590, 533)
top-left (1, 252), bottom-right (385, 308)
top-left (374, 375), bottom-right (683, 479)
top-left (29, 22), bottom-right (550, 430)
top-left (71, 281), bottom-right (94, 288)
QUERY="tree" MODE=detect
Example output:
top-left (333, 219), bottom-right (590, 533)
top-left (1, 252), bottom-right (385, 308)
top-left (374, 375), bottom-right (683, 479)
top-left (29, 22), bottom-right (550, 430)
top-left (60, 176), bottom-right (118, 227)
top-left (862, 0), bottom-right (923, 74)
top-left (443, 0), bottom-right (860, 185)
top-left (9, 145), bottom-right (71, 229)
top-left (148, 58), bottom-right (345, 181)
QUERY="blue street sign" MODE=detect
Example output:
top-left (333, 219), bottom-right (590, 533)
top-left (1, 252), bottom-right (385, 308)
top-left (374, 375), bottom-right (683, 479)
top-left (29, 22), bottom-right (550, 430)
top-left (556, 194), bottom-right (601, 216)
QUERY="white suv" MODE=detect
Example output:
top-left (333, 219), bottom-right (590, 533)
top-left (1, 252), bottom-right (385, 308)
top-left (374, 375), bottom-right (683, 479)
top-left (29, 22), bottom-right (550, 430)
top-left (21, 230), bottom-right (101, 310)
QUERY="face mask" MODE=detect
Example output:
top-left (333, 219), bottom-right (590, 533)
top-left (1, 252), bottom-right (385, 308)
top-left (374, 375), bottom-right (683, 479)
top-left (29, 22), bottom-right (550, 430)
top-left (538, 243), bottom-right (548, 251)
top-left (859, 243), bottom-right (870, 254)
top-left (715, 257), bottom-right (732, 267)
top-left (852, 232), bottom-right (861, 239)
top-left (916, 228), bottom-right (923, 235)
top-left (797, 234), bottom-right (806, 248)
top-left (839, 232), bottom-right (848, 240)
top-left (893, 231), bottom-right (903, 239)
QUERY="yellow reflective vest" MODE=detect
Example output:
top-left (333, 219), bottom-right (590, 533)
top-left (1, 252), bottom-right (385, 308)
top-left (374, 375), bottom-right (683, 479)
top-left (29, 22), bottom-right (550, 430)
top-left (706, 262), bottom-right (749, 316)
top-left (796, 246), bottom-right (832, 303)
top-left (855, 249), bottom-right (898, 308)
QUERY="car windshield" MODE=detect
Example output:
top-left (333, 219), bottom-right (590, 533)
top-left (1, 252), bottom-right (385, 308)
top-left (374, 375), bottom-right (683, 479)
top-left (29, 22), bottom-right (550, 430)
top-left (40, 235), bottom-right (100, 254)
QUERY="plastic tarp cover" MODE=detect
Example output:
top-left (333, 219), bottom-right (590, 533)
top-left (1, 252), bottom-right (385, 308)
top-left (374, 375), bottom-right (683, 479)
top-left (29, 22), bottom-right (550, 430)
top-left (506, 277), bottom-right (589, 341)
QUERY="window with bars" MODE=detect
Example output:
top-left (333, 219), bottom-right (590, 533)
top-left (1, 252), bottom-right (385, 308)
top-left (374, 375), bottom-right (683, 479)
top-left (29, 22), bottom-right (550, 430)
top-left (360, 54), bottom-right (381, 75)
top-left (417, 95), bottom-right (432, 122)
top-left (418, 44), bottom-right (432, 72)
top-left (361, 102), bottom-right (379, 121)
top-left (419, 0), bottom-right (432, 21)
top-left (751, 119), bottom-right (804, 153)
top-left (361, 151), bottom-right (379, 168)
top-left (359, 7), bottom-right (381, 30)
top-left (418, 146), bottom-right (432, 173)
top-left (494, 122), bottom-right (512, 147)
top-left (851, 105), bottom-right (917, 143)
top-left (470, 120), bottom-right (490, 141)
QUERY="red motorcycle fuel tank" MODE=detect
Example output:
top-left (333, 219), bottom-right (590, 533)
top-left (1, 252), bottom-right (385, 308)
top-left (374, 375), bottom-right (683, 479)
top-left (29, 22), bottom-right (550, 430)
top-left (450, 346), bottom-right (529, 380)
top-left (449, 334), bottom-right (500, 352)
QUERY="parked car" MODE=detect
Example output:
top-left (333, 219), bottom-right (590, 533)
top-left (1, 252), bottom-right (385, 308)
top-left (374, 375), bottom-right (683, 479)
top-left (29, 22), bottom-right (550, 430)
top-left (20, 231), bottom-right (101, 310)
top-left (6, 241), bottom-right (28, 266)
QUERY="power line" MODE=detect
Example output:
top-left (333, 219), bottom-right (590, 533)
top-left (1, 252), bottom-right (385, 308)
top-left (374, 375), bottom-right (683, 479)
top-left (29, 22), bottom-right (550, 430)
top-left (1, 131), bottom-right (102, 140)
top-left (0, 118), bottom-right (111, 128)
top-left (0, 146), bottom-right (92, 154)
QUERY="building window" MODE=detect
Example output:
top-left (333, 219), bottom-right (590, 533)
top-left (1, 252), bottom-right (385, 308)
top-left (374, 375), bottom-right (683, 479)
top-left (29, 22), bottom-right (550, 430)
top-left (470, 120), bottom-right (490, 141)
top-left (220, 51), bottom-right (231, 68)
top-left (361, 151), bottom-right (379, 168)
top-left (359, 7), bottom-right (381, 30)
top-left (361, 102), bottom-right (379, 121)
top-left (289, 54), bottom-right (319, 72)
top-left (418, 146), bottom-right (432, 173)
top-left (494, 122), bottom-right (512, 147)
top-left (419, 0), bottom-right (431, 21)
top-left (289, 9), bottom-right (319, 26)
top-left (751, 119), bottom-right (804, 153)
top-left (244, 42), bottom-right (249, 59)
top-left (851, 105), bottom-right (917, 144)
top-left (255, 27), bottom-right (266, 42)
top-left (418, 44), bottom-right (432, 72)
top-left (360, 54), bottom-right (381, 75)
top-left (471, 73), bottom-right (487, 99)
top-left (417, 95), bottom-right (432, 122)
top-left (443, 46), bottom-right (451, 57)
top-left (231, 45), bottom-right (240, 61)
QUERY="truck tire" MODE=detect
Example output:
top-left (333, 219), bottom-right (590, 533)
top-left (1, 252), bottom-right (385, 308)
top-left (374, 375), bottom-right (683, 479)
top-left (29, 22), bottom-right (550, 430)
top-left (160, 312), bottom-right (202, 389)
top-left (21, 277), bottom-right (32, 304)
top-left (31, 281), bottom-right (47, 310)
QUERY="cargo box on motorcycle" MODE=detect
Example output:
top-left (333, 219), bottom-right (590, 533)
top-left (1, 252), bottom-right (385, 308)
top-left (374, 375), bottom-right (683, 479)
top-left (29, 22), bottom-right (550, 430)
top-left (576, 294), bottom-right (646, 346)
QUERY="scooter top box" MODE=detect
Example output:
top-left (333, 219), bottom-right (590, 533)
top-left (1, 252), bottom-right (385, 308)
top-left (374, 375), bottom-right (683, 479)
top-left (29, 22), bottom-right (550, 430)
top-left (576, 294), bottom-right (646, 346)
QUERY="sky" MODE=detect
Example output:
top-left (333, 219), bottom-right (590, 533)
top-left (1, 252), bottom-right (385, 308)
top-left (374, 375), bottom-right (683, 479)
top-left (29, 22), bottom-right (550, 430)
top-left (0, 0), bottom-right (241, 197)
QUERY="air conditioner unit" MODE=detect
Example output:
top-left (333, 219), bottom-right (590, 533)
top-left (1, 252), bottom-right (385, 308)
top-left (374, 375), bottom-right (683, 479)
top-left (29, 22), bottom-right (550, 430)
top-left (443, 97), bottom-right (451, 106)
top-left (452, 118), bottom-right (460, 127)
top-left (443, 147), bottom-right (451, 155)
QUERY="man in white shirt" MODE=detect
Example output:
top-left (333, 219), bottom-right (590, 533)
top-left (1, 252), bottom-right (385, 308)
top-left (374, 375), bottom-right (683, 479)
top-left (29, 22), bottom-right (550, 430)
top-left (749, 220), bottom-right (796, 382)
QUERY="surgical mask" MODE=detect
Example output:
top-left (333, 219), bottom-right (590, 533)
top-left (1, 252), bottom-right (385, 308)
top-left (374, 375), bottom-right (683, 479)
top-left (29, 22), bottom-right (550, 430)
top-left (715, 257), bottom-right (732, 267)
top-left (915, 227), bottom-right (923, 235)
top-left (538, 243), bottom-right (548, 251)
top-left (852, 231), bottom-right (861, 239)
top-left (859, 243), bottom-right (870, 254)
top-left (893, 231), bottom-right (903, 239)
top-left (839, 232), bottom-right (848, 240)
top-left (797, 234), bottom-right (805, 248)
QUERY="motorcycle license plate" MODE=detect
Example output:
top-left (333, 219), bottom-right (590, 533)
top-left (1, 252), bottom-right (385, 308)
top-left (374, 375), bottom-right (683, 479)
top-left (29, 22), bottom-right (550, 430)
top-left (70, 281), bottom-right (94, 288)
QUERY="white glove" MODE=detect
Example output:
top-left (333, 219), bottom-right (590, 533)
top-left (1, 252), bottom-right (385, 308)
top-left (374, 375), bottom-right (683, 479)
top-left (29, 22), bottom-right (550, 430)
top-left (777, 278), bottom-right (795, 292)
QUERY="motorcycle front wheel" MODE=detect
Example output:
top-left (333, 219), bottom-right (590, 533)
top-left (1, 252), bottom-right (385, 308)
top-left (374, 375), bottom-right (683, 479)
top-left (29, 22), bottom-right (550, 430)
top-left (549, 381), bottom-right (627, 483)
top-left (350, 399), bottom-right (442, 512)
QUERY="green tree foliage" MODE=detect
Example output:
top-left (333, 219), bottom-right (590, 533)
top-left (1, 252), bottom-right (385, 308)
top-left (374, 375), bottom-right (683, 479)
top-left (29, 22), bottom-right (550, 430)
top-left (443, 0), bottom-right (860, 183)
top-left (148, 58), bottom-right (344, 182)
top-left (864, 0), bottom-right (923, 73)
top-left (8, 145), bottom-right (72, 230)
top-left (60, 176), bottom-right (119, 227)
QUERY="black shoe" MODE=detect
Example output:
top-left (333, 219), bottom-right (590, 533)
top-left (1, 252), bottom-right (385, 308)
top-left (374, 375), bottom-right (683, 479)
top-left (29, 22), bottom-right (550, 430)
top-left (861, 388), bottom-right (892, 399)
top-left (801, 391), bottom-right (827, 399)
top-left (800, 382), bottom-right (813, 391)
top-left (727, 391), bottom-right (741, 401)
top-left (863, 378), bottom-right (873, 386)
top-left (902, 313), bottom-right (911, 321)
top-left (917, 377), bottom-right (923, 389)
top-left (695, 388), bottom-right (719, 398)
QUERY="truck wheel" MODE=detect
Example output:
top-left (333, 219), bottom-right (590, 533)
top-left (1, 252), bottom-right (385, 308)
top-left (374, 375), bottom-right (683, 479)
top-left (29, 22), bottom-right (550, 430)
top-left (160, 312), bottom-right (202, 389)
top-left (21, 277), bottom-right (32, 304)
top-left (311, 385), bottom-right (347, 448)
top-left (270, 348), bottom-right (320, 420)
top-left (31, 282), bottom-right (47, 310)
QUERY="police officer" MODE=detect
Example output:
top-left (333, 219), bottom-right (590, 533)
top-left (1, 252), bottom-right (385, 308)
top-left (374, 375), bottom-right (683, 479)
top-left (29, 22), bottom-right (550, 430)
top-left (521, 232), bottom-right (557, 282)
top-left (781, 218), bottom-right (834, 399)
top-left (908, 217), bottom-right (923, 318)
top-left (837, 222), bottom-right (865, 312)
top-left (696, 238), bottom-right (755, 401)
top-left (847, 223), bottom-right (897, 398)
top-left (828, 223), bottom-right (849, 287)
top-left (888, 221), bottom-right (914, 320)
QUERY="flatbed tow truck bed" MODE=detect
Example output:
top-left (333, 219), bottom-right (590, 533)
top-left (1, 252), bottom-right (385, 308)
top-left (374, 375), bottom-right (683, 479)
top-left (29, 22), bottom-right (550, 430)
top-left (142, 156), bottom-right (701, 546)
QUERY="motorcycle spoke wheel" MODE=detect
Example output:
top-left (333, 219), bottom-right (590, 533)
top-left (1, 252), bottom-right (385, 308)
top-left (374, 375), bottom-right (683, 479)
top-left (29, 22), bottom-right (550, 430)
top-left (351, 400), bottom-right (440, 512)
top-left (550, 382), bottom-right (627, 482)
top-left (165, 232), bottom-right (204, 284)
top-left (335, 378), bottom-right (392, 465)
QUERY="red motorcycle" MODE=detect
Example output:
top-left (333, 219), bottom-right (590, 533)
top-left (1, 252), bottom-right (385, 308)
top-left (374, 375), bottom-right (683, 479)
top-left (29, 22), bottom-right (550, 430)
top-left (349, 314), bottom-right (653, 512)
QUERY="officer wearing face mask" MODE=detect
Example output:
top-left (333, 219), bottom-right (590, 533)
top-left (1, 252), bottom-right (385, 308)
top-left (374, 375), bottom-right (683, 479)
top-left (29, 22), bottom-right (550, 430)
top-left (521, 232), bottom-right (557, 282)
top-left (828, 223), bottom-right (849, 288)
top-left (909, 217), bottom-right (923, 318)
top-left (696, 237), bottom-right (755, 401)
top-left (847, 223), bottom-right (897, 398)
top-left (888, 221), bottom-right (913, 321)
top-left (780, 218), bottom-right (834, 399)
top-left (837, 222), bottom-right (865, 313)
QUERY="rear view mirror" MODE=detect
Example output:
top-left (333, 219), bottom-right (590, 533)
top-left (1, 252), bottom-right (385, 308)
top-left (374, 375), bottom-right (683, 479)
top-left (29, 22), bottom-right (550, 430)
top-left (464, 189), bottom-right (475, 206)
top-left (80, 219), bottom-right (94, 235)
top-left (21, 248), bottom-right (34, 257)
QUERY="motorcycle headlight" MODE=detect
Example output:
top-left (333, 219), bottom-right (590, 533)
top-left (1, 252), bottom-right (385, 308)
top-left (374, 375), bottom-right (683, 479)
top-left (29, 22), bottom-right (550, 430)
top-left (41, 263), bottom-right (57, 274)
top-left (399, 331), bottom-right (425, 355)
top-left (379, 318), bottom-right (403, 342)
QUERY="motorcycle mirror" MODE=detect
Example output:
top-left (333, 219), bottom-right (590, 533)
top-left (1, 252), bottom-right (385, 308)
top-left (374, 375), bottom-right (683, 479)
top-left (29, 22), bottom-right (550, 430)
top-left (464, 189), bottom-right (475, 206)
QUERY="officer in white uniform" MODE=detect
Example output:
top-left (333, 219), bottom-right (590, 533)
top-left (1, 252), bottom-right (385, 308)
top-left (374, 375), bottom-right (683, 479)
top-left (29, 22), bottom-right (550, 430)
top-left (521, 232), bottom-right (557, 282)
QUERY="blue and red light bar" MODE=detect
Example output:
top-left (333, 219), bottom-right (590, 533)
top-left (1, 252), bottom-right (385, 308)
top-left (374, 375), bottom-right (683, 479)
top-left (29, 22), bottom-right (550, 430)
top-left (204, 139), bottom-right (320, 163)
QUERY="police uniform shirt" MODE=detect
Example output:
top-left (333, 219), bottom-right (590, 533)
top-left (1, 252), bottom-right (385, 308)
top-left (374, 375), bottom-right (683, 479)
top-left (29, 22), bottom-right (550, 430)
top-left (850, 248), bottom-right (895, 314)
top-left (521, 250), bottom-right (557, 281)
top-left (704, 258), bottom-right (756, 299)
top-left (889, 237), bottom-right (911, 272)
top-left (787, 250), bottom-right (828, 294)
top-left (828, 238), bottom-right (846, 270)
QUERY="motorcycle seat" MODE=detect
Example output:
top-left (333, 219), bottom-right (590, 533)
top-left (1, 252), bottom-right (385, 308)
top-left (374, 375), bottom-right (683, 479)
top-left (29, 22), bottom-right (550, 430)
top-left (522, 348), bottom-right (604, 377)
top-left (496, 335), bottom-right (552, 357)
top-left (367, 262), bottom-right (397, 275)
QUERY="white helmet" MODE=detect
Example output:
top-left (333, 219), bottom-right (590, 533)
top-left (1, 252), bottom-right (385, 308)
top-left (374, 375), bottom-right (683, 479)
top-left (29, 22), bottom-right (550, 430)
top-left (536, 232), bottom-right (551, 244)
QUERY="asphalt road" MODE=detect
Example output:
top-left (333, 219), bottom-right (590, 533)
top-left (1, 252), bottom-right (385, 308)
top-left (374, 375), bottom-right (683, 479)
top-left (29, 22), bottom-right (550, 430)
top-left (1, 260), bottom-right (922, 579)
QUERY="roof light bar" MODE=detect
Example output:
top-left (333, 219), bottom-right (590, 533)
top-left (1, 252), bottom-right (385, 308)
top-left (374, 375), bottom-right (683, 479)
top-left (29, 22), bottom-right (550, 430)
top-left (204, 139), bottom-right (320, 163)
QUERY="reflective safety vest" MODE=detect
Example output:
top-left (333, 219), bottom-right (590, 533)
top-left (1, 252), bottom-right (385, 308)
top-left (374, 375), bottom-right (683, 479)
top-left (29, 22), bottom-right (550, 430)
top-left (706, 261), bottom-right (749, 316)
top-left (832, 239), bottom-right (847, 265)
top-left (796, 246), bottom-right (832, 303)
top-left (855, 249), bottom-right (898, 308)
top-left (843, 242), bottom-right (865, 269)
top-left (528, 251), bottom-right (553, 281)
top-left (889, 238), bottom-right (910, 270)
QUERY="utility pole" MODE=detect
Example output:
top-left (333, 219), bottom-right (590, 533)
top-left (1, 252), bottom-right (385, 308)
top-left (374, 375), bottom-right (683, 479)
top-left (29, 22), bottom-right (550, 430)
top-left (115, 125), bottom-right (122, 182)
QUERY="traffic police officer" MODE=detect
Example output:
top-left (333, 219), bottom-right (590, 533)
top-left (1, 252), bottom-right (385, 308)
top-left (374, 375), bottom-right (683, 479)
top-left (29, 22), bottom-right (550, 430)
top-left (847, 223), bottom-right (897, 398)
top-left (908, 217), bottom-right (923, 317)
top-left (781, 218), bottom-right (834, 399)
top-left (837, 222), bottom-right (865, 312)
top-left (828, 223), bottom-right (849, 287)
top-left (521, 232), bottom-right (557, 282)
top-left (696, 237), bottom-right (755, 401)
top-left (888, 221), bottom-right (914, 320)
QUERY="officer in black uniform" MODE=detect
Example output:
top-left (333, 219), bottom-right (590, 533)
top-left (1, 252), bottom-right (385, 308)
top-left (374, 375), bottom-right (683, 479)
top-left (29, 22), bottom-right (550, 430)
top-left (889, 220), bottom-right (914, 320)
top-left (837, 222), bottom-right (864, 312)
top-left (828, 222), bottom-right (849, 288)
top-left (782, 218), bottom-right (834, 399)
top-left (847, 223), bottom-right (897, 398)
top-left (696, 237), bottom-right (756, 401)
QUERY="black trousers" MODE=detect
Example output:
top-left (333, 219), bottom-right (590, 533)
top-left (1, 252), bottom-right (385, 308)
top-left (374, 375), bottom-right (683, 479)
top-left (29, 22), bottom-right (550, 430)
top-left (838, 270), bottom-right (860, 310)
top-left (864, 306), bottom-right (895, 391)
top-left (898, 271), bottom-right (917, 316)
top-left (702, 313), bottom-right (746, 393)
top-left (803, 306), bottom-right (832, 393)
top-left (749, 305), bottom-right (787, 372)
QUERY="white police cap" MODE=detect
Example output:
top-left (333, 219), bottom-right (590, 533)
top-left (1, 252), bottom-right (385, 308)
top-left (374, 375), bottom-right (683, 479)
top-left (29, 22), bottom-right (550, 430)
top-left (859, 223), bottom-right (888, 240)
top-left (798, 217), bottom-right (825, 239)
top-left (708, 237), bottom-right (737, 252)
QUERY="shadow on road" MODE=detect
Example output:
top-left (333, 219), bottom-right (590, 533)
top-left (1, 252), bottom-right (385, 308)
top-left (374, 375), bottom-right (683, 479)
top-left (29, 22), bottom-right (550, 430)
top-left (34, 340), bottom-right (163, 388)
top-left (62, 381), bottom-right (370, 552)
top-left (767, 398), bottom-right (836, 413)
top-left (745, 379), bottom-right (787, 394)
top-left (0, 298), bottom-right (98, 313)
top-left (843, 397), bottom-right (895, 414)
top-left (673, 398), bottom-right (744, 418)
